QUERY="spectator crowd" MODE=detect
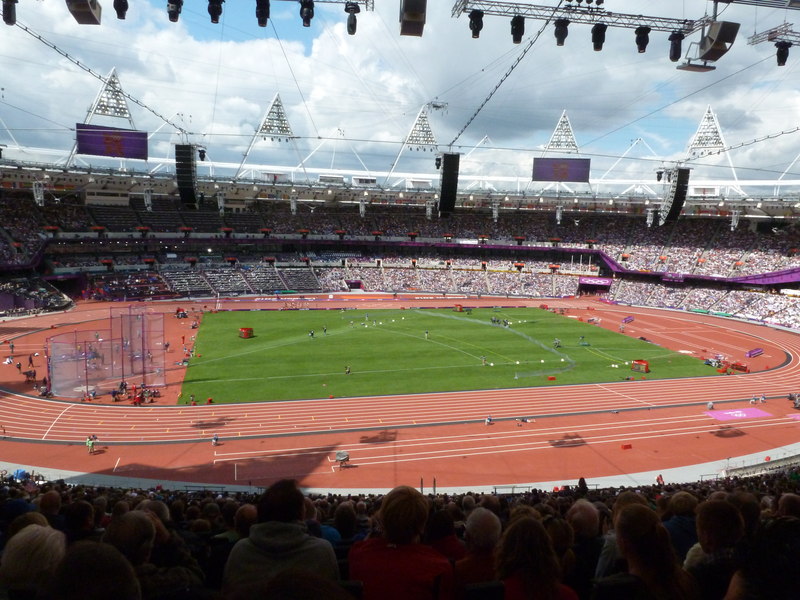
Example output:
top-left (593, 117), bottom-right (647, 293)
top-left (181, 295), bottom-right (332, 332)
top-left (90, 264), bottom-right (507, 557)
top-left (1, 465), bottom-right (800, 599)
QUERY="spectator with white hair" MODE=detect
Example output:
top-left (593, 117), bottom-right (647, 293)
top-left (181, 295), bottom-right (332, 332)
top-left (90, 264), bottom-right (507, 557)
top-left (453, 507), bottom-right (502, 595)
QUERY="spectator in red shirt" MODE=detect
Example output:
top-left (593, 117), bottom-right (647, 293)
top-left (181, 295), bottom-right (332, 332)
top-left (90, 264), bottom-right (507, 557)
top-left (349, 485), bottom-right (454, 600)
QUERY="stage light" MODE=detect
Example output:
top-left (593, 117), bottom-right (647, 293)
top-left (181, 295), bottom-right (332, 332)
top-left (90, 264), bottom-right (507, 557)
top-left (776, 40), bottom-right (792, 66)
top-left (469, 9), bottom-right (483, 39)
top-left (208, 0), bottom-right (223, 24)
top-left (635, 26), bottom-right (651, 53)
top-left (198, 148), bottom-right (206, 161)
top-left (511, 15), bottom-right (524, 44)
top-left (656, 170), bottom-right (663, 182)
top-left (591, 23), bottom-right (607, 51)
top-left (2, 0), bottom-right (17, 26)
top-left (435, 156), bottom-right (441, 169)
top-left (554, 19), bottom-right (570, 46)
top-left (300, 0), bottom-right (314, 27)
top-left (345, 2), bottom-right (359, 36)
top-left (113, 0), bottom-right (128, 19)
top-left (167, 0), bottom-right (183, 22)
top-left (668, 31), bottom-right (684, 62)
top-left (256, 0), bottom-right (270, 27)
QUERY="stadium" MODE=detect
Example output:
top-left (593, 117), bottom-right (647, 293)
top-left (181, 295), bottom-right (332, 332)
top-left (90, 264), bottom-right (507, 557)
top-left (0, 0), bottom-right (799, 495)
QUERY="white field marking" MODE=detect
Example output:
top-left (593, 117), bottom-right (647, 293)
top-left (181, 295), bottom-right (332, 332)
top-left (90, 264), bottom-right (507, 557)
top-left (593, 384), bottom-right (656, 406)
top-left (212, 412), bottom-right (764, 466)
top-left (292, 416), bottom-right (799, 469)
top-left (113, 457), bottom-right (121, 472)
top-left (42, 404), bottom-right (73, 440)
top-left (212, 414), bottom-right (713, 464)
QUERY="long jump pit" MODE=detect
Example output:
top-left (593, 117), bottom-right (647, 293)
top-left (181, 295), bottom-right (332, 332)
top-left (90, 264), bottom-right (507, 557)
top-left (0, 293), bottom-right (797, 494)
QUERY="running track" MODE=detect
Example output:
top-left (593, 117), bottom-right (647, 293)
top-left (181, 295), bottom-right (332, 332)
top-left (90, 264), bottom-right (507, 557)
top-left (0, 296), bottom-right (799, 492)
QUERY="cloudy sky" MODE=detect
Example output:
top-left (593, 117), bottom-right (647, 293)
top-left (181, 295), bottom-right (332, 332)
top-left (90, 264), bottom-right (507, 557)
top-left (1, 0), bottom-right (800, 188)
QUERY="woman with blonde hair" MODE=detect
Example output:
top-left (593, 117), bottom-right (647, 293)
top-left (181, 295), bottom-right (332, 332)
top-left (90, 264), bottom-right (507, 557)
top-left (0, 524), bottom-right (66, 598)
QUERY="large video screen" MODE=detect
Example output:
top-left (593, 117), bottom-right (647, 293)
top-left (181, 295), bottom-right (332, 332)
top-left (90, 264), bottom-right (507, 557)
top-left (532, 158), bottom-right (591, 182)
top-left (75, 123), bottom-right (148, 160)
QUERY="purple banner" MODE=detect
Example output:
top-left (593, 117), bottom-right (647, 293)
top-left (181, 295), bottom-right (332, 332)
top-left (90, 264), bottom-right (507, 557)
top-left (532, 158), bottom-right (591, 182)
top-left (745, 348), bottom-right (763, 358)
top-left (661, 272), bottom-right (685, 282)
top-left (76, 123), bottom-right (148, 160)
top-left (622, 316), bottom-right (634, 324)
top-left (578, 276), bottom-right (613, 286)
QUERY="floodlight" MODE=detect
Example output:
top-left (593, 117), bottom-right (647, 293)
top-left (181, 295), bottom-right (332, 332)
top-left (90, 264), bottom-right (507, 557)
top-left (345, 2), bottom-right (359, 36)
top-left (435, 156), bottom-right (442, 169)
top-left (208, 0), bottom-right (223, 23)
top-left (256, 0), bottom-right (270, 27)
top-left (554, 19), bottom-right (570, 46)
top-left (469, 9), bottom-right (483, 39)
top-left (198, 148), bottom-right (206, 161)
top-left (656, 170), bottom-right (663, 182)
top-left (635, 26), bottom-right (651, 53)
top-left (776, 40), bottom-right (792, 66)
top-left (167, 0), bottom-right (183, 22)
top-left (300, 0), bottom-right (314, 27)
top-left (113, 0), bottom-right (128, 19)
top-left (591, 23), bottom-right (607, 51)
top-left (511, 15), bottom-right (524, 44)
top-left (668, 31), bottom-right (684, 62)
top-left (2, 0), bottom-right (17, 25)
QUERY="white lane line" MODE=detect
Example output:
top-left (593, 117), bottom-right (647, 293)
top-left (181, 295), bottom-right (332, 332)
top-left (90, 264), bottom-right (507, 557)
top-left (42, 404), bottom-right (73, 440)
top-left (594, 384), bottom-right (654, 406)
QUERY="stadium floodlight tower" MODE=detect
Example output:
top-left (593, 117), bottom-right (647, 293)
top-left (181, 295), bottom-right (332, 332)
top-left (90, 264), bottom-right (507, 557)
top-left (384, 101), bottom-right (445, 186)
top-left (234, 94), bottom-right (298, 181)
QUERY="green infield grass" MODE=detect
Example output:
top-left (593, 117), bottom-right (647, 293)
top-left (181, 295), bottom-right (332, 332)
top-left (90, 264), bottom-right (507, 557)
top-left (180, 307), bottom-right (718, 403)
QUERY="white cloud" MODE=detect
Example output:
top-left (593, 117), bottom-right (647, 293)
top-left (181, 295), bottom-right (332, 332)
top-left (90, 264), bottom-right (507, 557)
top-left (1, 0), bottom-right (799, 188)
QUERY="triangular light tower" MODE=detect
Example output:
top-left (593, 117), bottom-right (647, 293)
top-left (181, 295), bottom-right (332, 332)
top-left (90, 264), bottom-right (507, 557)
top-left (687, 106), bottom-right (725, 158)
top-left (235, 94), bottom-right (298, 179)
top-left (385, 102), bottom-right (444, 185)
top-left (544, 110), bottom-right (579, 154)
top-left (404, 104), bottom-right (438, 151)
top-left (686, 105), bottom-right (740, 187)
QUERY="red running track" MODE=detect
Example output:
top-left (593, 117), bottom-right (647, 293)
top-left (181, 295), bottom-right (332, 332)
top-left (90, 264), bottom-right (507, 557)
top-left (0, 297), bottom-right (798, 491)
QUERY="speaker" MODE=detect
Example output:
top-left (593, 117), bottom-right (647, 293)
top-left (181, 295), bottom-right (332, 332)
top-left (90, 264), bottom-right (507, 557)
top-left (698, 21), bottom-right (739, 61)
top-left (175, 144), bottom-right (197, 208)
top-left (438, 153), bottom-right (459, 217)
top-left (66, 0), bottom-right (102, 25)
top-left (662, 168), bottom-right (690, 224)
top-left (399, 0), bottom-right (426, 37)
